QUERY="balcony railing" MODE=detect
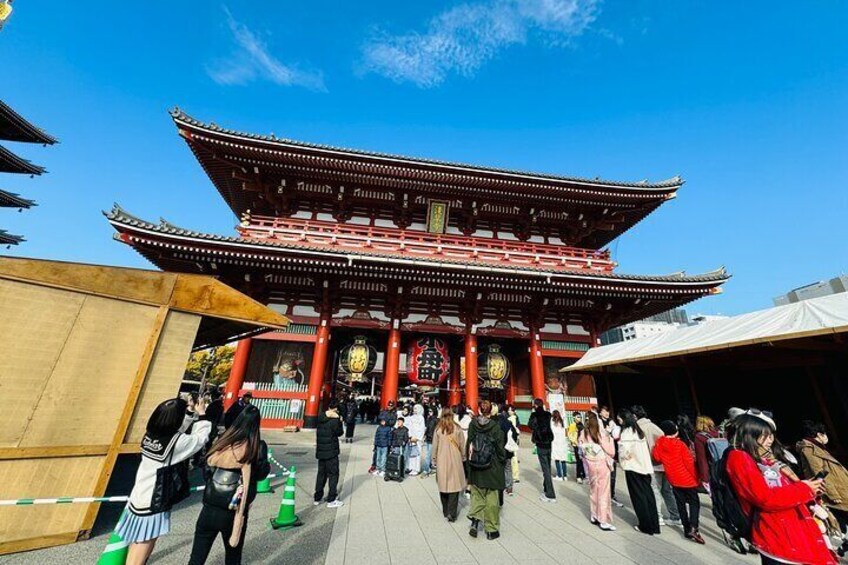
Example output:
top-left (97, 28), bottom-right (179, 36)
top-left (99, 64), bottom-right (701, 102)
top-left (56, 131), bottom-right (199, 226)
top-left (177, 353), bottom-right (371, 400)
top-left (239, 215), bottom-right (616, 272)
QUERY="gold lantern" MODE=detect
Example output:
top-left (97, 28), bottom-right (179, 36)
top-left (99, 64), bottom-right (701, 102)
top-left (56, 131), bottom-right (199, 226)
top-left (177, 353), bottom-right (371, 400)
top-left (339, 335), bottom-right (377, 384)
top-left (478, 344), bottom-right (510, 389)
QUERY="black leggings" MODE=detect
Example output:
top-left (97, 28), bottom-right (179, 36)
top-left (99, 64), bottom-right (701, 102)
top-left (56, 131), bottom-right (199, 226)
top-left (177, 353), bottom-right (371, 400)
top-left (188, 505), bottom-right (247, 565)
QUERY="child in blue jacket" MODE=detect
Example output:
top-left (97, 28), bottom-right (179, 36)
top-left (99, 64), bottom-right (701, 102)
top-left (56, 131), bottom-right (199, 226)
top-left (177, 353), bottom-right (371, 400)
top-left (373, 417), bottom-right (393, 476)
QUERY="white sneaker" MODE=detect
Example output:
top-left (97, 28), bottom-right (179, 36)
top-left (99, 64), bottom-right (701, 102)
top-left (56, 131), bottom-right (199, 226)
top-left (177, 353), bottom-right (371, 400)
top-left (553, 477), bottom-right (563, 482)
top-left (313, 501), bottom-right (322, 506)
top-left (327, 500), bottom-right (344, 509)
top-left (576, 478), bottom-right (584, 484)
top-left (658, 518), bottom-right (666, 526)
top-left (408, 471), bottom-right (418, 476)
top-left (612, 498), bottom-right (624, 508)
top-left (599, 523), bottom-right (616, 531)
top-left (379, 471), bottom-right (385, 477)
top-left (539, 495), bottom-right (557, 503)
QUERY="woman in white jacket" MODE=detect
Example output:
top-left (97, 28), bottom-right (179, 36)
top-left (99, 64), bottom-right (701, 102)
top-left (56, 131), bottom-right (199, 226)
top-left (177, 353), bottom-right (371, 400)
top-left (551, 410), bottom-right (570, 481)
top-left (118, 397), bottom-right (212, 565)
top-left (406, 404), bottom-right (427, 475)
top-left (617, 409), bottom-right (660, 535)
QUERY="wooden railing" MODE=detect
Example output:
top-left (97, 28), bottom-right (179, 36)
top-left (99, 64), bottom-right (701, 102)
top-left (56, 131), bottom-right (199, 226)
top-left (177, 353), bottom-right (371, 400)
top-left (239, 215), bottom-right (615, 272)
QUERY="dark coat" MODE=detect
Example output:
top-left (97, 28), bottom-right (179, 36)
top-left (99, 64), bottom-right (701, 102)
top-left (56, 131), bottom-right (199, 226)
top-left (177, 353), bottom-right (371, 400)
top-left (466, 416), bottom-right (506, 490)
top-left (374, 424), bottom-right (393, 448)
top-left (391, 426), bottom-right (410, 449)
top-left (528, 408), bottom-right (553, 449)
top-left (425, 415), bottom-right (439, 443)
top-left (342, 399), bottom-right (359, 424)
top-left (315, 413), bottom-right (343, 460)
top-left (378, 409), bottom-right (397, 428)
top-left (498, 413), bottom-right (518, 460)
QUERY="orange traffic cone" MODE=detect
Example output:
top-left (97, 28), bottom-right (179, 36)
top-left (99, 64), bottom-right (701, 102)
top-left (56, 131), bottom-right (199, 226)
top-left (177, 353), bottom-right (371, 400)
top-left (270, 466), bottom-right (303, 530)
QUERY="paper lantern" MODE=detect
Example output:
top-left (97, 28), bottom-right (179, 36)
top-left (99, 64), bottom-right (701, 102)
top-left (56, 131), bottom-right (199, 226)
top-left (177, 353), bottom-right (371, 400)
top-left (407, 336), bottom-right (450, 391)
top-left (478, 344), bottom-right (510, 389)
top-left (339, 335), bottom-right (377, 383)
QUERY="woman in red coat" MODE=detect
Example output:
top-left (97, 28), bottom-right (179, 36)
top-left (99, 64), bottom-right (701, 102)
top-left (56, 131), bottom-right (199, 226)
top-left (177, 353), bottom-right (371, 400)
top-left (726, 414), bottom-right (836, 565)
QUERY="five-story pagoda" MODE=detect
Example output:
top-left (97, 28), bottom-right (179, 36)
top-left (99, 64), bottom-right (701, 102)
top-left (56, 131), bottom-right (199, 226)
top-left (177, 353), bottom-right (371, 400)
top-left (108, 109), bottom-right (728, 428)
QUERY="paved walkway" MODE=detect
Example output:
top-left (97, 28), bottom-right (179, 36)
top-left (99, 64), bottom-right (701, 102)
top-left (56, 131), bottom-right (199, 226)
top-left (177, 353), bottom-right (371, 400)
top-left (325, 435), bottom-right (753, 565)
top-left (7, 428), bottom-right (760, 564)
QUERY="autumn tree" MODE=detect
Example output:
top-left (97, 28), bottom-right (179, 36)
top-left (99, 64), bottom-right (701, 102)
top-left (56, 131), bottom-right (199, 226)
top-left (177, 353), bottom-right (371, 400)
top-left (184, 344), bottom-right (235, 386)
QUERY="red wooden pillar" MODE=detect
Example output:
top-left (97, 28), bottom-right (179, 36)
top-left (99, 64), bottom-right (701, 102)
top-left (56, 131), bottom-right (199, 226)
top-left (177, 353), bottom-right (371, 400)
top-left (506, 375), bottom-right (516, 405)
top-left (448, 347), bottom-right (462, 407)
top-left (381, 324), bottom-right (401, 409)
top-left (529, 330), bottom-right (546, 403)
top-left (464, 333), bottom-right (479, 414)
top-left (224, 338), bottom-right (252, 410)
top-left (304, 318), bottom-right (331, 429)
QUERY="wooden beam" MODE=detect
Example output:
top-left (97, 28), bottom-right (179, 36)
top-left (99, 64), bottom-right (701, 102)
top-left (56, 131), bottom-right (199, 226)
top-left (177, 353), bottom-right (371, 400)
top-left (78, 306), bottom-right (170, 538)
top-left (0, 532), bottom-right (79, 556)
top-left (0, 445), bottom-right (110, 460)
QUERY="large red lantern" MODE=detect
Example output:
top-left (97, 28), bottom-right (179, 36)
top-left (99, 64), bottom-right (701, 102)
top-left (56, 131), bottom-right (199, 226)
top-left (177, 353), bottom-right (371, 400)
top-left (407, 336), bottom-right (450, 392)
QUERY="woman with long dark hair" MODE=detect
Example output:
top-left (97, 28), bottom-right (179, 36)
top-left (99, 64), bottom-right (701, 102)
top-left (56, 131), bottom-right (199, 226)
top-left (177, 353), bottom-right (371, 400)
top-left (118, 398), bottom-right (212, 565)
top-left (676, 414), bottom-right (696, 449)
top-left (618, 409), bottom-right (660, 535)
top-left (579, 411), bottom-right (616, 531)
top-left (506, 405), bottom-right (521, 483)
top-left (726, 414), bottom-right (836, 565)
top-left (551, 410), bottom-right (569, 481)
top-left (188, 405), bottom-right (270, 565)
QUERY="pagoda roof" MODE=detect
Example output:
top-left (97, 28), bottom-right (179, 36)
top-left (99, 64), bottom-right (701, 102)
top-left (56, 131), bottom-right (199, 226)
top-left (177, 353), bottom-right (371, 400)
top-left (0, 100), bottom-right (57, 145)
top-left (171, 108), bottom-right (681, 192)
top-left (106, 205), bottom-right (729, 290)
top-left (170, 109), bottom-right (683, 248)
top-left (0, 144), bottom-right (45, 175)
top-left (0, 188), bottom-right (35, 208)
top-left (0, 229), bottom-right (24, 246)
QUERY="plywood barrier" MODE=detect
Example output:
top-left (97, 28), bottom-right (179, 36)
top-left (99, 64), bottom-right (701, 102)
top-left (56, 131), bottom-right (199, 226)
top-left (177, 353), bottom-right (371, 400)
top-left (126, 311), bottom-right (201, 444)
top-left (0, 257), bottom-right (287, 554)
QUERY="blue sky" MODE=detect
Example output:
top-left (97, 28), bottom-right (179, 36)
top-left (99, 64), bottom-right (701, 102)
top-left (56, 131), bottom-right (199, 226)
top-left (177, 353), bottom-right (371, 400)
top-left (2, 1), bottom-right (846, 316)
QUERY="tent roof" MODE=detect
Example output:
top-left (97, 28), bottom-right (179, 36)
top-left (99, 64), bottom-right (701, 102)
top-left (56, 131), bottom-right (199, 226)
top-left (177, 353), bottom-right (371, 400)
top-left (0, 256), bottom-right (288, 348)
top-left (563, 292), bottom-right (848, 372)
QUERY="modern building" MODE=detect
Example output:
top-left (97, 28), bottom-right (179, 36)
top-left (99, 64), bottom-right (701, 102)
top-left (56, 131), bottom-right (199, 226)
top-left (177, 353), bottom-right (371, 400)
top-left (600, 308), bottom-right (690, 345)
top-left (108, 109), bottom-right (729, 428)
top-left (773, 275), bottom-right (848, 306)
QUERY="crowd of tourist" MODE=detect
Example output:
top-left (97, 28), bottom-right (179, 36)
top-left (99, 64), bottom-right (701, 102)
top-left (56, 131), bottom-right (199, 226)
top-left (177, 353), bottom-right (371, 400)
top-left (334, 392), bottom-right (848, 565)
top-left (112, 387), bottom-right (848, 565)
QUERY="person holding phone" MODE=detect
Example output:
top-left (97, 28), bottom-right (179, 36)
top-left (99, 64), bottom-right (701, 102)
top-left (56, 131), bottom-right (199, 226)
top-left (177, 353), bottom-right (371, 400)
top-left (726, 414), bottom-right (837, 565)
top-left (797, 420), bottom-right (848, 556)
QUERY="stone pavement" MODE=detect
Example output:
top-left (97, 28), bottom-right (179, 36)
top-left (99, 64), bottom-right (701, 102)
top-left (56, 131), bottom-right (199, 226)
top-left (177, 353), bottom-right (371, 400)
top-left (325, 433), bottom-right (754, 565)
top-left (6, 427), bottom-right (759, 564)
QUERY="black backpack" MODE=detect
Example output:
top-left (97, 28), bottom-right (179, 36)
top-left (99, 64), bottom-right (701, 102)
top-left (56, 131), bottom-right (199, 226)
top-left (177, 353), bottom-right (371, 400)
top-left (709, 447), bottom-right (755, 542)
top-left (469, 430), bottom-right (496, 470)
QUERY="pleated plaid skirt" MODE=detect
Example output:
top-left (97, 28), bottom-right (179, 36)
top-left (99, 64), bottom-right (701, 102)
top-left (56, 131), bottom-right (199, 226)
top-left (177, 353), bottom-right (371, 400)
top-left (115, 505), bottom-right (171, 542)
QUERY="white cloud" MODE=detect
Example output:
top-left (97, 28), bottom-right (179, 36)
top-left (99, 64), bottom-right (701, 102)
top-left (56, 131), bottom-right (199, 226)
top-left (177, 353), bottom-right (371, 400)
top-left (362, 0), bottom-right (600, 88)
top-left (208, 8), bottom-right (325, 91)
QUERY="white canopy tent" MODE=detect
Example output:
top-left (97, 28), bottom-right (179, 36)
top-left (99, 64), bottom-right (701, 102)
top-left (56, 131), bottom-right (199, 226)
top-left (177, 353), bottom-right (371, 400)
top-left (564, 292), bottom-right (848, 373)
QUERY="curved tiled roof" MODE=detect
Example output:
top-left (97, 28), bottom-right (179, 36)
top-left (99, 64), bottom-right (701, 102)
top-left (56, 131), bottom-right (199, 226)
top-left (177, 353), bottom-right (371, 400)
top-left (170, 108), bottom-right (683, 193)
top-left (0, 100), bottom-right (57, 145)
top-left (105, 205), bottom-right (729, 287)
top-left (0, 230), bottom-right (24, 246)
top-left (0, 188), bottom-right (35, 208)
top-left (0, 144), bottom-right (44, 175)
